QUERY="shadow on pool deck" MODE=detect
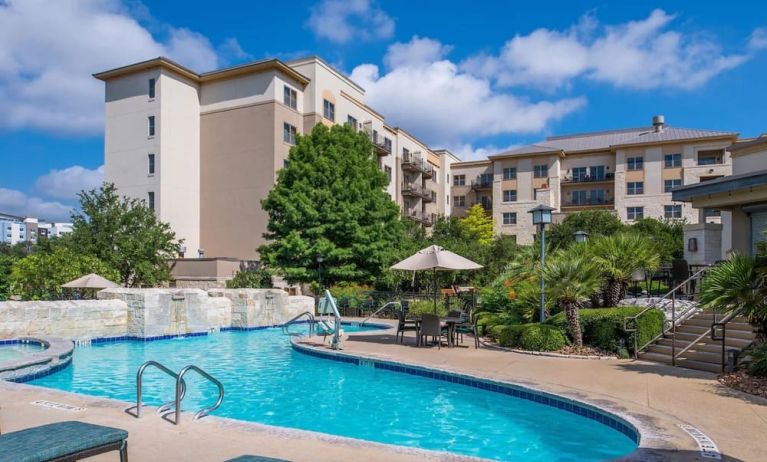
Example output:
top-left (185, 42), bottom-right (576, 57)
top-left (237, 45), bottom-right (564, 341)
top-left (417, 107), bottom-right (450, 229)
top-left (620, 448), bottom-right (745, 462)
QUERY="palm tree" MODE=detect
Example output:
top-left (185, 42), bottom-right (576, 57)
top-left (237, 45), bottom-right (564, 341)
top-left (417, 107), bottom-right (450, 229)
top-left (542, 249), bottom-right (602, 347)
top-left (699, 253), bottom-right (767, 343)
top-left (589, 233), bottom-right (660, 307)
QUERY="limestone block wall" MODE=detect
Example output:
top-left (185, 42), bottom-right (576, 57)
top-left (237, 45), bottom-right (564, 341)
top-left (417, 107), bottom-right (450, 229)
top-left (0, 300), bottom-right (127, 340)
top-left (209, 289), bottom-right (310, 328)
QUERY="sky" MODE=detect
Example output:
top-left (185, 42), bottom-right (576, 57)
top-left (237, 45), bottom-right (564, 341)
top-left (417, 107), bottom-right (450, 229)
top-left (1, 0), bottom-right (766, 221)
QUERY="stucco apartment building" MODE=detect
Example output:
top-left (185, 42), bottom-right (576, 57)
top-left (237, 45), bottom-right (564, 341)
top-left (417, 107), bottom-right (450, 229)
top-left (95, 56), bottom-right (458, 262)
top-left (451, 116), bottom-right (738, 244)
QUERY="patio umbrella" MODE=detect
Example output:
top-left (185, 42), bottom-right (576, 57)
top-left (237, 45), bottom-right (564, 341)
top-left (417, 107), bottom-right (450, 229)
top-left (391, 245), bottom-right (482, 313)
top-left (61, 273), bottom-right (120, 289)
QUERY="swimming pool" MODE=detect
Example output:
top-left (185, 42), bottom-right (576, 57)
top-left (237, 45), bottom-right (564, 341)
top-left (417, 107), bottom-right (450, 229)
top-left (0, 340), bottom-right (45, 362)
top-left (30, 324), bottom-right (638, 461)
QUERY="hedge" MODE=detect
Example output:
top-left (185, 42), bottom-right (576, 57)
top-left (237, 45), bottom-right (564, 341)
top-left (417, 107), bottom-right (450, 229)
top-left (546, 306), bottom-right (664, 354)
top-left (489, 323), bottom-right (568, 351)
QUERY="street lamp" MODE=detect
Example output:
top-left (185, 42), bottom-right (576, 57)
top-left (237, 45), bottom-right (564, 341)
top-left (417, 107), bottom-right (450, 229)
top-left (316, 255), bottom-right (324, 291)
top-left (528, 204), bottom-right (555, 323)
top-left (574, 230), bottom-right (589, 243)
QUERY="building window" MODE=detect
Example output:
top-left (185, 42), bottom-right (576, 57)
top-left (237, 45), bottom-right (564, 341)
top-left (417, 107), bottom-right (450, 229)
top-left (347, 115), bottom-right (357, 129)
top-left (323, 99), bottom-right (335, 122)
top-left (664, 179), bottom-right (682, 193)
top-left (148, 116), bottom-right (155, 137)
top-left (283, 123), bottom-right (297, 144)
top-left (502, 212), bottom-right (517, 225)
top-left (402, 147), bottom-right (409, 159)
top-left (664, 204), bottom-right (682, 219)
top-left (627, 181), bottom-right (644, 195)
top-left (283, 86), bottom-right (297, 110)
top-left (503, 167), bottom-right (517, 180)
top-left (148, 153), bottom-right (155, 175)
top-left (502, 190), bottom-right (517, 202)
top-left (627, 157), bottom-right (643, 170)
top-left (147, 192), bottom-right (155, 210)
top-left (384, 137), bottom-right (392, 152)
top-left (664, 153), bottom-right (682, 168)
top-left (446, 195), bottom-right (449, 205)
top-left (454, 195), bottom-right (466, 207)
top-left (453, 174), bottom-right (465, 186)
top-left (627, 207), bottom-right (644, 220)
top-left (148, 78), bottom-right (156, 99)
top-left (384, 166), bottom-right (391, 183)
top-left (534, 164), bottom-right (548, 178)
top-left (703, 208), bottom-right (721, 219)
top-left (479, 173), bottom-right (493, 186)
top-left (698, 149), bottom-right (724, 165)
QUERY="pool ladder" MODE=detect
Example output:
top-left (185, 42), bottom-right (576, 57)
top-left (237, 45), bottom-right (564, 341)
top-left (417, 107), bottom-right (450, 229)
top-left (134, 360), bottom-right (225, 425)
top-left (281, 311), bottom-right (316, 337)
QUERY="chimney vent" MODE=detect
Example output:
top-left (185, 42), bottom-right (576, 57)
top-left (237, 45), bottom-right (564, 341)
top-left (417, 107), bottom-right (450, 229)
top-left (652, 115), bottom-right (665, 133)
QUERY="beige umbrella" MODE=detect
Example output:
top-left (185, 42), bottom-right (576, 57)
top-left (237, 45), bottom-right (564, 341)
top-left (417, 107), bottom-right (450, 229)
top-left (61, 273), bottom-right (120, 289)
top-left (391, 245), bottom-right (482, 313)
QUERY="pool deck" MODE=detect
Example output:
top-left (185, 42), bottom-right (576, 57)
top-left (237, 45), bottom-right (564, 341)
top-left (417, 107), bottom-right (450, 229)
top-left (0, 319), bottom-right (765, 461)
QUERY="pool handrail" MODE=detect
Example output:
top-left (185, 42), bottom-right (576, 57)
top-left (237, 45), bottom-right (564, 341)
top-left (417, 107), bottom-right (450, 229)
top-left (321, 290), bottom-right (342, 350)
top-left (360, 301), bottom-right (401, 325)
top-left (135, 360), bottom-right (187, 418)
top-left (174, 364), bottom-right (225, 424)
top-left (281, 311), bottom-right (316, 337)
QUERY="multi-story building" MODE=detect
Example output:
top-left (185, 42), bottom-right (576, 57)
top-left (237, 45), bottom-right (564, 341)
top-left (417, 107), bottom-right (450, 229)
top-left (450, 116), bottom-right (738, 244)
top-left (95, 56), bottom-right (454, 261)
top-left (0, 214), bottom-right (71, 245)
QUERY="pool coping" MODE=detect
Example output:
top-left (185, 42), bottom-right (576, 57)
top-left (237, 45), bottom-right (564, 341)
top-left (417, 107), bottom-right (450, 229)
top-left (0, 337), bottom-right (74, 382)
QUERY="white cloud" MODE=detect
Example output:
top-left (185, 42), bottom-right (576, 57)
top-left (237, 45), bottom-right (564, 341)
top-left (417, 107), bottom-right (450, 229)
top-left (462, 9), bottom-right (760, 90)
top-left (449, 143), bottom-right (522, 162)
top-left (384, 36), bottom-right (452, 69)
top-left (307, 0), bottom-right (394, 44)
top-left (748, 28), bottom-right (767, 51)
top-left (34, 165), bottom-right (104, 200)
top-left (0, 188), bottom-right (73, 221)
top-left (350, 37), bottom-right (585, 148)
top-left (0, 0), bottom-right (236, 134)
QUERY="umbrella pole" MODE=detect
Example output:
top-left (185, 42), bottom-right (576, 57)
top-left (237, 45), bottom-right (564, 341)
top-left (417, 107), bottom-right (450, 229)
top-left (433, 268), bottom-right (437, 314)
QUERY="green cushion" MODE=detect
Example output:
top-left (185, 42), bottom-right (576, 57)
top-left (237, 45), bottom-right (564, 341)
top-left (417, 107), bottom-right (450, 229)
top-left (224, 457), bottom-right (291, 462)
top-left (0, 421), bottom-right (127, 462)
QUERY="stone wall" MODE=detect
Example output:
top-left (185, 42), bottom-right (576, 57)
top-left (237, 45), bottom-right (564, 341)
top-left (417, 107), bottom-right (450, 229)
top-left (0, 300), bottom-right (127, 340)
top-left (208, 289), bottom-right (311, 328)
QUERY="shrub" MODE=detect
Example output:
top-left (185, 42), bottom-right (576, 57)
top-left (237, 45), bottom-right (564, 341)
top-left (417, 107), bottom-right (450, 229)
top-left (489, 323), bottom-right (568, 351)
top-left (408, 299), bottom-right (447, 317)
top-left (329, 282), bottom-right (372, 307)
top-left (547, 307), bottom-right (664, 353)
top-left (747, 344), bottom-right (767, 377)
top-left (226, 267), bottom-right (273, 288)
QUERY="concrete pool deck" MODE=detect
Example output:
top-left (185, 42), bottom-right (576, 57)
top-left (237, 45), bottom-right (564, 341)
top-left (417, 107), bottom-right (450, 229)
top-left (0, 319), bottom-right (764, 461)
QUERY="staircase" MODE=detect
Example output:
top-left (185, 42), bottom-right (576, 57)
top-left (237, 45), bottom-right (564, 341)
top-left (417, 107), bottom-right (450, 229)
top-left (640, 311), bottom-right (755, 373)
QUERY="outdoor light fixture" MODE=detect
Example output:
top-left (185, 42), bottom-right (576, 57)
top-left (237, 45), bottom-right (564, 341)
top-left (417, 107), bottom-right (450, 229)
top-left (316, 255), bottom-right (324, 290)
top-left (198, 248), bottom-right (205, 258)
top-left (574, 230), bottom-right (589, 243)
top-left (528, 204), bottom-right (555, 323)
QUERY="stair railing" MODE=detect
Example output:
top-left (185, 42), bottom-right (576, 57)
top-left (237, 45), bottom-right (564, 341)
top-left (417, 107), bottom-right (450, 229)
top-left (707, 308), bottom-right (745, 373)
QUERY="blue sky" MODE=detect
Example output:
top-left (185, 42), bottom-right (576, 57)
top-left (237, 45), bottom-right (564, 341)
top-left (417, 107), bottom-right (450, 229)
top-left (1, 0), bottom-right (766, 220)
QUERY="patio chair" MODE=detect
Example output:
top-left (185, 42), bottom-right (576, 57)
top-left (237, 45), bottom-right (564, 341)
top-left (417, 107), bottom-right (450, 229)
top-left (395, 309), bottom-right (418, 344)
top-left (0, 420), bottom-right (128, 462)
top-left (455, 311), bottom-right (480, 349)
top-left (419, 314), bottom-right (447, 349)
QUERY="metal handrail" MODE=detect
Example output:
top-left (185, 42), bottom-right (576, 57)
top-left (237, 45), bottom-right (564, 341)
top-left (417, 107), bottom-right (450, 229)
top-left (360, 301), bottom-right (401, 325)
top-left (624, 266), bottom-right (710, 357)
top-left (281, 311), bottom-right (316, 337)
top-left (321, 289), bottom-right (342, 350)
top-left (174, 365), bottom-right (225, 424)
top-left (135, 360), bottom-right (187, 418)
top-left (676, 307), bottom-right (744, 371)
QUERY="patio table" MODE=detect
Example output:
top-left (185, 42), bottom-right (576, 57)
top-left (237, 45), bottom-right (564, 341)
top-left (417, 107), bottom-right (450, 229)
top-left (408, 316), bottom-right (463, 347)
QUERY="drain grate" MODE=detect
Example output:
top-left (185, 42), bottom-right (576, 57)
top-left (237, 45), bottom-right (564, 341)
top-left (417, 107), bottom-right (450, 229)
top-left (31, 400), bottom-right (85, 412)
top-left (679, 424), bottom-right (721, 460)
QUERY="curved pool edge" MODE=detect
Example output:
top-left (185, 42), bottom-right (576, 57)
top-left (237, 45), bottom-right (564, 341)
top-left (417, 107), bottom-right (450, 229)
top-left (291, 337), bottom-right (647, 455)
top-left (0, 337), bottom-right (73, 383)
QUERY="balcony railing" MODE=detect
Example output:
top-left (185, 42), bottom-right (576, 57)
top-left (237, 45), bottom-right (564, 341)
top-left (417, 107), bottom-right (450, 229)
top-left (370, 132), bottom-right (391, 156)
top-left (401, 151), bottom-right (434, 177)
top-left (422, 188), bottom-right (436, 202)
top-left (471, 177), bottom-right (493, 190)
top-left (561, 197), bottom-right (615, 207)
top-left (401, 182), bottom-right (424, 197)
top-left (561, 172), bottom-right (615, 184)
top-left (471, 201), bottom-right (493, 212)
top-left (403, 210), bottom-right (436, 227)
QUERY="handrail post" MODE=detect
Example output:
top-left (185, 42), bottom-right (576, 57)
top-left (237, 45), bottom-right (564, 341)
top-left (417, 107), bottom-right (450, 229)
top-left (174, 372), bottom-right (183, 425)
top-left (721, 324), bottom-right (726, 374)
top-left (671, 290), bottom-right (676, 367)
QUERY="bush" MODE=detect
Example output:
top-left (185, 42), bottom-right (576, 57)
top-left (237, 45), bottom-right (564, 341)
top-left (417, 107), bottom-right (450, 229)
top-left (226, 267), bottom-right (273, 288)
top-left (408, 299), bottom-right (447, 317)
top-left (490, 323), bottom-right (568, 351)
top-left (547, 307), bottom-right (664, 353)
top-left (747, 344), bottom-right (767, 377)
top-left (329, 282), bottom-right (372, 307)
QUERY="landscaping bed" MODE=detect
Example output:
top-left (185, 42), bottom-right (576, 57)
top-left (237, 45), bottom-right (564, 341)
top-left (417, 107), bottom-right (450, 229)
top-left (719, 371), bottom-right (767, 399)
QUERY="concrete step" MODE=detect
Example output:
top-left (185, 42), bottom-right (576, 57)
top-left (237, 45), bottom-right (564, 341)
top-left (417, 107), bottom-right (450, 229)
top-left (675, 325), bottom-right (754, 340)
top-left (639, 352), bottom-right (722, 373)
top-left (683, 318), bottom-right (752, 330)
top-left (646, 344), bottom-right (724, 363)
top-left (656, 337), bottom-right (751, 352)
top-left (690, 313), bottom-right (750, 324)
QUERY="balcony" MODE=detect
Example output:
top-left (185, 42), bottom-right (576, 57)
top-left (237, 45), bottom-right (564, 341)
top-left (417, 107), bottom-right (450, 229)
top-left (561, 172), bottom-right (615, 185)
top-left (471, 200), bottom-right (493, 214)
top-left (403, 210), bottom-right (436, 227)
top-left (401, 151), bottom-right (434, 177)
top-left (401, 181), bottom-right (424, 197)
top-left (422, 188), bottom-right (436, 202)
top-left (470, 177), bottom-right (493, 190)
top-left (370, 132), bottom-right (391, 156)
top-left (561, 197), bottom-right (615, 209)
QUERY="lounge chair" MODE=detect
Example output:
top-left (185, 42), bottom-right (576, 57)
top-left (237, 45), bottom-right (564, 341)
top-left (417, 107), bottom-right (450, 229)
top-left (224, 457), bottom-right (291, 462)
top-left (419, 314), bottom-right (447, 349)
top-left (0, 421), bottom-right (128, 462)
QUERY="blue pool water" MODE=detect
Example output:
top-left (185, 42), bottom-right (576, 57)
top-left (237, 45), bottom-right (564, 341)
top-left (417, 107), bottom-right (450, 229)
top-left (30, 324), bottom-right (637, 461)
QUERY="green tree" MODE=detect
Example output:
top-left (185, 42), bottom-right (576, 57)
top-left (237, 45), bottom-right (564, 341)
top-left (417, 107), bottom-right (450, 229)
top-left (460, 204), bottom-right (495, 246)
top-left (68, 183), bottom-right (181, 287)
top-left (630, 217), bottom-right (684, 262)
top-left (226, 266), bottom-right (274, 288)
top-left (547, 210), bottom-right (626, 250)
top-left (542, 249), bottom-right (602, 347)
top-left (589, 233), bottom-right (660, 306)
top-left (9, 247), bottom-right (118, 300)
top-left (259, 124), bottom-right (404, 286)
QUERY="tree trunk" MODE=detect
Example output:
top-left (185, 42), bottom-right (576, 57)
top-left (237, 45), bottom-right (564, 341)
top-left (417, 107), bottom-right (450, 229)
top-left (564, 300), bottom-right (583, 348)
top-left (603, 279), bottom-right (622, 307)
top-left (588, 292), bottom-right (601, 308)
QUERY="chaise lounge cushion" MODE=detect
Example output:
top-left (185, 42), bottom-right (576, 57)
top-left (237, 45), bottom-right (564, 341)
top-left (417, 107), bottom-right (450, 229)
top-left (0, 421), bottom-right (128, 462)
top-left (224, 457), bottom-right (291, 462)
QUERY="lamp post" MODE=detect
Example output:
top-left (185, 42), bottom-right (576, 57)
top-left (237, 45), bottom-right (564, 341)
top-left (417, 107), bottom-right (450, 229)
top-left (528, 205), bottom-right (554, 323)
top-left (574, 230), bottom-right (589, 244)
top-left (316, 255), bottom-right (324, 291)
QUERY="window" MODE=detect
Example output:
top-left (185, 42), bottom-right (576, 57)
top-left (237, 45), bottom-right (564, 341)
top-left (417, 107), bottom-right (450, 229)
top-left (627, 181), bottom-right (644, 195)
top-left (283, 122), bottom-right (297, 144)
top-left (148, 116), bottom-right (155, 137)
top-left (590, 189), bottom-right (605, 204)
top-left (283, 86), bottom-right (297, 109)
top-left (664, 153), bottom-right (682, 168)
top-left (454, 195), bottom-right (466, 207)
top-left (627, 207), bottom-right (644, 220)
top-left (664, 179), bottom-right (682, 193)
top-left (534, 164), bottom-right (548, 178)
top-left (453, 174), bottom-right (465, 186)
top-left (502, 212), bottom-right (517, 225)
top-left (402, 147), bottom-right (410, 159)
top-left (591, 165), bottom-right (605, 180)
top-left (572, 167), bottom-right (587, 181)
top-left (571, 190), bottom-right (586, 204)
top-left (384, 166), bottom-right (392, 183)
top-left (502, 190), bottom-right (517, 202)
top-left (627, 157), bottom-right (643, 170)
top-left (698, 149), bottom-right (724, 166)
top-left (322, 99), bottom-right (335, 121)
top-left (148, 153), bottom-right (155, 175)
top-left (347, 115), bottom-right (357, 129)
top-left (148, 78), bottom-right (156, 99)
top-left (502, 167), bottom-right (517, 180)
top-left (664, 205), bottom-right (682, 219)
top-left (147, 192), bottom-right (155, 210)
top-left (479, 173), bottom-right (492, 186)
top-left (446, 195), bottom-right (449, 205)
top-left (384, 137), bottom-right (392, 152)
top-left (703, 208), bottom-right (721, 219)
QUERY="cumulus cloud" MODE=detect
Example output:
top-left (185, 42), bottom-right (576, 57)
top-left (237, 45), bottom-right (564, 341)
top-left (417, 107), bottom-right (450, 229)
top-left (462, 9), bottom-right (760, 90)
top-left (34, 165), bottom-right (104, 200)
top-left (0, 0), bottom-right (241, 134)
top-left (350, 37), bottom-right (585, 148)
top-left (307, 0), bottom-right (394, 44)
top-left (449, 143), bottom-right (523, 162)
top-left (0, 188), bottom-right (73, 221)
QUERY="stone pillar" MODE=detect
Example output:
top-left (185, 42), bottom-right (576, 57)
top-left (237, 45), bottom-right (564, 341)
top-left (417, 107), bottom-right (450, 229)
top-left (683, 223), bottom-right (722, 265)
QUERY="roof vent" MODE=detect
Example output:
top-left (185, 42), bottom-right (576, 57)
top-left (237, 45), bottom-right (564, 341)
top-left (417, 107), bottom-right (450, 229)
top-left (652, 115), bottom-right (665, 133)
